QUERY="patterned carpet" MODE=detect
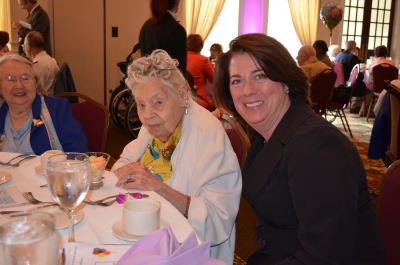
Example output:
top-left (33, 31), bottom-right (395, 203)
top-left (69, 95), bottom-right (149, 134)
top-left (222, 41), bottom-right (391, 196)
top-left (332, 111), bottom-right (387, 205)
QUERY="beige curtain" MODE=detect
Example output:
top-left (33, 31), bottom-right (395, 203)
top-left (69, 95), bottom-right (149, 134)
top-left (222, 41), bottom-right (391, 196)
top-left (288, 0), bottom-right (319, 45)
top-left (184, 0), bottom-right (225, 40)
top-left (0, 0), bottom-right (12, 39)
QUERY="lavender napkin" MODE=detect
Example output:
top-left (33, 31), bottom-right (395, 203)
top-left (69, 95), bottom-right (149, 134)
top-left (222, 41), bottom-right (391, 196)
top-left (117, 226), bottom-right (225, 265)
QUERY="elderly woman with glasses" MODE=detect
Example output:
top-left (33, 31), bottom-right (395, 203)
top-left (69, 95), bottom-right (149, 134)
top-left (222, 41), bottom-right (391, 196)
top-left (112, 49), bottom-right (241, 264)
top-left (0, 53), bottom-right (88, 154)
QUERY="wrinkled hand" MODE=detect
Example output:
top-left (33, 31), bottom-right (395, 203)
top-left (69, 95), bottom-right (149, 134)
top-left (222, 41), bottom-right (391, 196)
top-left (114, 162), bottom-right (162, 190)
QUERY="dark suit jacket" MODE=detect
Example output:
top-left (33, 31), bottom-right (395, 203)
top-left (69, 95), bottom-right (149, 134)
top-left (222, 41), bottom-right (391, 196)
top-left (18, 5), bottom-right (52, 55)
top-left (243, 100), bottom-right (385, 265)
top-left (139, 12), bottom-right (187, 72)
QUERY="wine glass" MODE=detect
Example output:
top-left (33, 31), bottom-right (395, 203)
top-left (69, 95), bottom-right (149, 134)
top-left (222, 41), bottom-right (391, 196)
top-left (46, 152), bottom-right (90, 242)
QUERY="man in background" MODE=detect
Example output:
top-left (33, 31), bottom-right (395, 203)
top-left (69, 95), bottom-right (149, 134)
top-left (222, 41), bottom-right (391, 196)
top-left (335, 40), bottom-right (361, 81)
top-left (24, 31), bottom-right (59, 95)
top-left (14, 0), bottom-right (52, 56)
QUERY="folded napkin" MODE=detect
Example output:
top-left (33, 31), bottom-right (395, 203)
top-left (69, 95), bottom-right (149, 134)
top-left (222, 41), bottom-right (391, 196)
top-left (117, 226), bottom-right (225, 265)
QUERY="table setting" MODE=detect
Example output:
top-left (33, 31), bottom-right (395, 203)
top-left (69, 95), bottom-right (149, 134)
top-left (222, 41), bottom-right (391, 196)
top-left (0, 151), bottom-right (196, 264)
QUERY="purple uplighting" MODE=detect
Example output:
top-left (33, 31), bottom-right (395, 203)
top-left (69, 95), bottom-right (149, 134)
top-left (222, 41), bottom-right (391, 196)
top-left (239, 0), bottom-right (265, 34)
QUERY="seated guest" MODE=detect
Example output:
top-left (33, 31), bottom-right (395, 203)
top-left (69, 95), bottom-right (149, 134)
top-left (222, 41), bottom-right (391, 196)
top-left (209, 43), bottom-right (223, 64)
top-left (0, 53), bottom-right (88, 154)
top-left (24, 31), bottom-right (59, 95)
top-left (312, 40), bottom-right (333, 68)
top-left (112, 49), bottom-right (241, 264)
top-left (187, 34), bottom-right (215, 110)
top-left (328, 44), bottom-right (341, 62)
top-left (365, 45), bottom-right (396, 91)
top-left (335, 40), bottom-right (361, 81)
top-left (0, 31), bottom-right (10, 57)
top-left (297, 45), bottom-right (330, 82)
top-left (215, 33), bottom-right (385, 265)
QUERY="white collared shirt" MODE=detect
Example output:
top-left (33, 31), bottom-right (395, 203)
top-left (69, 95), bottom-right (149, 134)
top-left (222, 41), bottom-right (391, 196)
top-left (32, 51), bottom-right (60, 95)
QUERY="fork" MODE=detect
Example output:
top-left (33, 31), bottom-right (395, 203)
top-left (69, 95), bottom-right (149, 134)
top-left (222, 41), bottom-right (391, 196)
top-left (0, 154), bottom-right (29, 166)
top-left (23, 192), bottom-right (55, 205)
top-left (10, 155), bottom-right (36, 167)
top-left (23, 192), bottom-right (115, 207)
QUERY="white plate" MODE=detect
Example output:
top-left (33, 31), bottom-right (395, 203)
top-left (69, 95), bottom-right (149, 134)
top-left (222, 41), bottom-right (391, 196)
top-left (38, 206), bottom-right (84, 230)
top-left (0, 171), bottom-right (12, 185)
top-left (112, 219), bottom-right (166, 242)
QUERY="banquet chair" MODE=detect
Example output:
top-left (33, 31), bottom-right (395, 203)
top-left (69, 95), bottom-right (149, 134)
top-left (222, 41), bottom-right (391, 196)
top-left (309, 69), bottom-right (337, 115)
top-left (366, 63), bottom-right (398, 121)
top-left (376, 159), bottom-right (400, 265)
top-left (333, 61), bottom-right (345, 88)
top-left (385, 81), bottom-right (400, 166)
top-left (56, 92), bottom-right (109, 152)
top-left (219, 112), bottom-right (250, 168)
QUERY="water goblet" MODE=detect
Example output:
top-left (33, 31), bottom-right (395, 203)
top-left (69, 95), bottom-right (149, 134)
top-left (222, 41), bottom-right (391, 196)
top-left (46, 152), bottom-right (90, 242)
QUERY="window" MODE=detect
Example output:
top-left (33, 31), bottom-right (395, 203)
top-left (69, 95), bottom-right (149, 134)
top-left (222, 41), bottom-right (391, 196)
top-left (202, 0), bottom-right (240, 58)
top-left (342, 0), bottom-right (396, 60)
top-left (267, 0), bottom-right (301, 59)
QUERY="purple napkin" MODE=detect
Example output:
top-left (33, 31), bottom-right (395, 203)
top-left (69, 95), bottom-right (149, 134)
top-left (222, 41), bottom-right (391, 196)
top-left (117, 226), bottom-right (225, 265)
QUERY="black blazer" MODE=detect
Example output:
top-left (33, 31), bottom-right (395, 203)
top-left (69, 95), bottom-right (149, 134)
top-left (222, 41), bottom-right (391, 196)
top-left (139, 12), bottom-right (187, 72)
top-left (243, 100), bottom-right (385, 265)
top-left (18, 5), bottom-right (51, 56)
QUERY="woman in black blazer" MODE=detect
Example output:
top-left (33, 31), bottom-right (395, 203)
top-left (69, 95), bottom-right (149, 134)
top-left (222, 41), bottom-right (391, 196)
top-left (214, 34), bottom-right (385, 265)
top-left (139, 0), bottom-right (187, 73)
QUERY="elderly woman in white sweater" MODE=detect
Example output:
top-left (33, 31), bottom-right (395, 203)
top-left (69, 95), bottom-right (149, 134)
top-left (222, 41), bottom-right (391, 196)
top-left (112, 49), bottom-right (242, 264)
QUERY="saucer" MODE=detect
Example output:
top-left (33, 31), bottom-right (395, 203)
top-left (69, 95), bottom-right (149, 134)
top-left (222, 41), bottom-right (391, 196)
top-left (0, 171), bottom-right (12, 185)
top-left (38, 206), bottom-right (84, 230)
top-left (112, 219), bottom-right (166, 242)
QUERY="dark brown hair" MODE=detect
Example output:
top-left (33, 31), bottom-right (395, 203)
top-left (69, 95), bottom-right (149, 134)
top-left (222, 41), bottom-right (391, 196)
top-left (214, 34), bottom-right (308, 118)
top-left (210, 43), bottom-right (223, 53)
top-left (150, 0), bottom-right (177, 23)
top-left (0, 31), bottom-right (9, 48)
top-left (25, 31), bottom-right (45, 50)
top-left (374, 45), bottom-right (388, 57)
top-left (187, 34), bottom-right (204, 53)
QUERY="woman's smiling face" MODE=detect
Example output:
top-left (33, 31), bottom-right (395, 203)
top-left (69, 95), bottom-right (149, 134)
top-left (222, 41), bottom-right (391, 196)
top-left (0, 60), bottom-right (37, 111)
top-left (229, 52), bottom-right (291, 136)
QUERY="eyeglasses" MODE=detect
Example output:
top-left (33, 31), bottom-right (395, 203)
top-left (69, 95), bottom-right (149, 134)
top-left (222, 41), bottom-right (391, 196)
top-left (1, 74), bottom-right (34, 85)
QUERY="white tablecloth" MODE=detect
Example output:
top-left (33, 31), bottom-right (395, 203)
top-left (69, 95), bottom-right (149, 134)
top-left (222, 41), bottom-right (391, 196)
top-left (0, 152), bottom-right (194, 245)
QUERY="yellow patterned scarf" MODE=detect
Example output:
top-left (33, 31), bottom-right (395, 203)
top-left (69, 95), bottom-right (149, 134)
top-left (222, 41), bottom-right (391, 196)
top-left (140, 126), bottom-right (181, 182)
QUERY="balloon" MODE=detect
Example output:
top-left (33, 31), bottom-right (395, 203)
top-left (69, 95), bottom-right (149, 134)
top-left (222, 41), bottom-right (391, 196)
top-left (320, 2), bottom-right (343, 31)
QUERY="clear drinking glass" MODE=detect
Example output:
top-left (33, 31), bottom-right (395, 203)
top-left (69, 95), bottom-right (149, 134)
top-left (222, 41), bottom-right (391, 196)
top-left (46, 152), bottom-right (90, 242)
top-left (0, 212), bottom-right (61, 264)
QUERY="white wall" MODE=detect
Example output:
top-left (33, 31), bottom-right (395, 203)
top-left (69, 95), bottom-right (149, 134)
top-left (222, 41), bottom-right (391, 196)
top-left (105, 0), bottom-right (150, 105)
top-left (9, 0), bottom-right (149, 105)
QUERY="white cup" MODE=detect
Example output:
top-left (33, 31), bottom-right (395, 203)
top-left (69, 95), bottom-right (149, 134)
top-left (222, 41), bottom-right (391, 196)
top-left (122, 198), bottom-right (160, 236)
top-left (41, 150), bottom-right (64, 172)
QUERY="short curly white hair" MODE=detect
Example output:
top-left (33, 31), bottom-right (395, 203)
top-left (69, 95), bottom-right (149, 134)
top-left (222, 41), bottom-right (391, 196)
top-left (125, 49), bottom-right (189, 98)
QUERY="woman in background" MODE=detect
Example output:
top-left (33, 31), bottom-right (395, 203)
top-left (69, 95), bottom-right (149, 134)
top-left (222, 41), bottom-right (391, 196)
top-left (215, 33), bottom-right (385, 265)
top-left (187, 34), bottom-right (215, 110)
top-left (139, 0), bottom-right (187, 73)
